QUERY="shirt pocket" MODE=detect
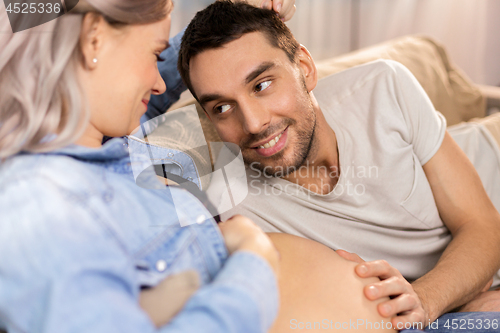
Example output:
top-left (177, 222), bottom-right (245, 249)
top-left (134, 227), bottom-right (201, 287)
top-left (400, 154), bottom-right (443, 229)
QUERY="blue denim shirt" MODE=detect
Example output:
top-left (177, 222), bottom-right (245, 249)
top-left (0, 30), bottom-right (278, 333)
top-left (0, 138), bottom-right (278, 333)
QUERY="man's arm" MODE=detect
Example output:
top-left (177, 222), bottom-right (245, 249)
top-left (413, 130), bottom-right (500, 320)
top-left (353, 130), bottom-right (500, 326)
top-left (344, 61), bottom-right (500, 328)
top-left (339, 134), bottom-right (500, 326)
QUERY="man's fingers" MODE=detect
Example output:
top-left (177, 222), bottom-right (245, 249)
top-left (336, 249), bottom-right (365, 264)
top-left (391, 311), bottom-right (426, 331)
top-left (482, 278), bottom-right (494, 292)
top-left (356, 260), bottom-right (401, 279)
top-left (364, 276), bottom-right (408, 300)
top-left (377, 293), bottom-right (418, 317)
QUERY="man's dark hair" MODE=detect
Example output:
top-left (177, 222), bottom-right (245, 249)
top-left (178, 0), bottom-right (300, 100)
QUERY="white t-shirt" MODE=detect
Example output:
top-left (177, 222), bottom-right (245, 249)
top-left (222, 60), bottom-right (451, 281)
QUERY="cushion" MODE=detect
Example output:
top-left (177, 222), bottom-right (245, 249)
top-left (470, 112), bottom-right (500, 149)
top-left (315, 35), bottom-right (485, 125)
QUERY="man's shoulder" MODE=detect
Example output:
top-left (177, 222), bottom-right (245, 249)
top-left (315, 59), bottom-right (406, 94)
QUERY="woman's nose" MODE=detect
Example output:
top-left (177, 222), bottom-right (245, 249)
top-left (152, 70), bottom-right (167, 95)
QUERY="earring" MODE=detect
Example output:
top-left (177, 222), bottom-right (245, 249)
top-left (93, 58), bottom-right (97, 63)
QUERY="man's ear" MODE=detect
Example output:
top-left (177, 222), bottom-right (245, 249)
top-left (79, 12), bottom-right (106, 70)
top-left (297, 45), bottom-right (317, 92)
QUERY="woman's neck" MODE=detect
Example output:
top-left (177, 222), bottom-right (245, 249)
top-left (75, 122), bottom-right (104, 148)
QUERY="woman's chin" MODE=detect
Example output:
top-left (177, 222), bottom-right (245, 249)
top-left (128, 119), bottom-right (144, 136)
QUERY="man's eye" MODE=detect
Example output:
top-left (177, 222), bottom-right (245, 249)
top-left (215, 104), bottom-right (232, 114)
top-left (255, 80), bottom-right (271, 92)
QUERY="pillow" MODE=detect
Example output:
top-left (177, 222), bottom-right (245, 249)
top-left (470, 112), bottom-right (500, 151)
top-left (315, 35), bottom-right (485, 125)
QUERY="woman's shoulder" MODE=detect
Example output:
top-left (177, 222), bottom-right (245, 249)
top-left (0, 153), bottom-right (112, 230)
top-left (0, 155), bottom-right (134, 306)
top-left (0, 152), bottom-right (100, 195)
top-left (0, 153), bottom-right (127, 255)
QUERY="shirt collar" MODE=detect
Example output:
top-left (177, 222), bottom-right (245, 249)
top-left (45, 137), bottom-right (130, 162)
top-left (41, 132), bottom-right (202, 190)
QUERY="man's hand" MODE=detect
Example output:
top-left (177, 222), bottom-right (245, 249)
top-left (336, 250), bottom-right (428, 329)
top-left (459, 289), bottom-right (500, 312)
top-left (232, 0), bottom-right (297, 21)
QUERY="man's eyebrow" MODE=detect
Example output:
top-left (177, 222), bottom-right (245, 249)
top-left (244, 62), bottom-right (276, 84)
top-left (198, 93), bottom-right (224, 108)
top-left (198, 62), bottom-right (276, 108)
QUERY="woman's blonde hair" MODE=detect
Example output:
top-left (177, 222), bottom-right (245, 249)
top-left (0, 0), bottom-right (170, 159)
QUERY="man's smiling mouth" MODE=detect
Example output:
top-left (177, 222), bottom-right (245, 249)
top-left (251, 127), bottom-right (288, 149)
top-left (259, 131), bottom-right (284, 149)
top-left (251, 127), bottom-right (289, 157)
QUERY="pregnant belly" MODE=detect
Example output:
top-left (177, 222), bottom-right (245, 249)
top-left (267, 233), bottom-right (396, 333)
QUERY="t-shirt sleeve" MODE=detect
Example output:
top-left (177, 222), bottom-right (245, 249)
top-left (389, 60), bottom-right (447, 165)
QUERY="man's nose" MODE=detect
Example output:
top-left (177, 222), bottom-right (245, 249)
top-left (239, 99), bottom-right (271, 135)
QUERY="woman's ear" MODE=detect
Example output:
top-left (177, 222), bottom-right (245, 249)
top-left (297, 45), bottom-right (317, 93)
top-left (79, 12), bottom-right (106, 70)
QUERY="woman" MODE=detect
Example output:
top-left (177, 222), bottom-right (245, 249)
top-left (0, 1), bottom-right (397, 332)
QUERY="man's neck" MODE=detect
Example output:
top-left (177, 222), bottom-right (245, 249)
top-left (282, 106), bottom-right (339, 195)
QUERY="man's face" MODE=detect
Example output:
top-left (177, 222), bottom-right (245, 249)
top-left (189, 32), bottom-right (317, 176)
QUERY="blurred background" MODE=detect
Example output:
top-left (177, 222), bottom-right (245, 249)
top-left (170, 0), bottom-right (500, 86)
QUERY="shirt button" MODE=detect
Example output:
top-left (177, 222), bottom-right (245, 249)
top-left (196, 215), bottom-right (206, 224)
top-left (168, 153), bottom-right (174, 157)
top-left (155, 260), bottom-right (167, 272)
top-left (187, 177), bottom-right (193, 181)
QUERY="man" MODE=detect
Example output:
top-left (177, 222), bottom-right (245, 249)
top-left (172, 0), bottom-right (500, 328)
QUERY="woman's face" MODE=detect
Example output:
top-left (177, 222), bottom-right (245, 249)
top-left (77, 11), bottom-right (171, 146)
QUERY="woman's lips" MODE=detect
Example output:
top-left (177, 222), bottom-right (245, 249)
top-left (142, 99), bottom-right (149, 109)
top-left (254, 127), bottom-right (288, 157)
